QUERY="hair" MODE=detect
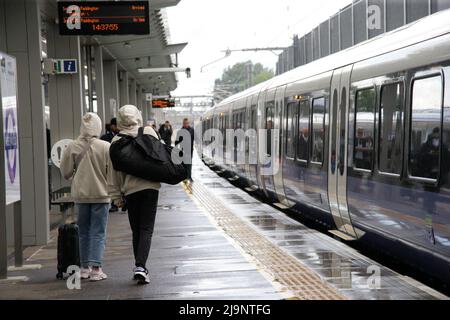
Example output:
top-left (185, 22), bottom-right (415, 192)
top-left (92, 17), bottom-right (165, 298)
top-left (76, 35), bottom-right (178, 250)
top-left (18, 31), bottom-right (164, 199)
top-left (110, 118), bottom-right (117, 126)
top-left (183, 118), bottom-right (189, 122)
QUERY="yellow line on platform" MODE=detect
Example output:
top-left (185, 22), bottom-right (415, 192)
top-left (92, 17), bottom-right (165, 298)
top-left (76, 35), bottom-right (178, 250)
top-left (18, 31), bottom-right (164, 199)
top-left (181, 181), bottom-right (346, 300)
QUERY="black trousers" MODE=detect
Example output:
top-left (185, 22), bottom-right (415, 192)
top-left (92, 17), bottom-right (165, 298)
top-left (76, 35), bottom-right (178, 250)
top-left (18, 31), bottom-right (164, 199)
top-left (125, 189), bottom-right (159, 269)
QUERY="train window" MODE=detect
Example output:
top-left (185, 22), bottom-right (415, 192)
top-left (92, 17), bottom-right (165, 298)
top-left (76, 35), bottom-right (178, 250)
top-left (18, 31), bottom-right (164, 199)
top-left (286, 102), bottom-right (298, 159)
top-left (266, 102), bottom-right (275, 156)
top-left (354, 88), bottom-right (376, 170)
top-left (250, 105), bottom-right (257, 129)
top-left (311, 97), bottom-right (325, 164)
top-left (297, 100), bottom-right (310, 161)
top-left (379, 82), bottom-right (404, 175)
top-left (409, 75), bottom-right (443, 180)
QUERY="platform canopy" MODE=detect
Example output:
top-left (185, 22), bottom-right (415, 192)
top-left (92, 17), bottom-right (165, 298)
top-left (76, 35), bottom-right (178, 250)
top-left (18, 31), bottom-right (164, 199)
top-left (93, 0), bottom-right (186, 95)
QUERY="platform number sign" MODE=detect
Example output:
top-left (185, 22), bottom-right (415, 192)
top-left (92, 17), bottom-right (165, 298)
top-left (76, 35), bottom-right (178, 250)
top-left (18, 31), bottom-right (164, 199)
top-left (58, 1), bottom-right (150, 35)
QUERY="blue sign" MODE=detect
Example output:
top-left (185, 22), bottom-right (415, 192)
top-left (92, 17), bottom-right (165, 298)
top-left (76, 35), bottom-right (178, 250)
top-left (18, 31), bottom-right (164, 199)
top-left (63, 59), bottom-right (77, 73)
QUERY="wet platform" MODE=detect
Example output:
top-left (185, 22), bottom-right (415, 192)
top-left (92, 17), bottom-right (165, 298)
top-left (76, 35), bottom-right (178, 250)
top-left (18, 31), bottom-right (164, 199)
top-left (0, 154), bottom-right (448, 300)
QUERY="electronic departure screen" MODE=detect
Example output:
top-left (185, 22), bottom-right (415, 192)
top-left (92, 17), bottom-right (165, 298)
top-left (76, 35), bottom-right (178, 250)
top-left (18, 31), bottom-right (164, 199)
top-left (152, 99), bottom-right (176, 109)
top-left (58, 1), bottom-right (150, 35)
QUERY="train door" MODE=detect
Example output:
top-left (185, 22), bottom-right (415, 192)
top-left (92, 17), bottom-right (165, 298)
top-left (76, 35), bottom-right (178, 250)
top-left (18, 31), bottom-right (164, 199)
top-left (273, 85), bottom-right (293, 208)
top-left (328, 66), bottom-right (358, 240)
top-left (245, 96), bottom-right (259, 191)
top-left (259, 88), bottom-right (278, 199)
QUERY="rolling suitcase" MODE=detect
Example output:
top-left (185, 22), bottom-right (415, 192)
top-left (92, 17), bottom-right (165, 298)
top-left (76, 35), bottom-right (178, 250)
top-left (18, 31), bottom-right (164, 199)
top-left (56, 223), bottom-right (80, 280)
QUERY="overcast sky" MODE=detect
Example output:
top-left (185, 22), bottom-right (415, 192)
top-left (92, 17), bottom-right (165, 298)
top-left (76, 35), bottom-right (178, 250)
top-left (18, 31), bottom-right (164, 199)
top-left (166, 0), bottom-right (352, 96)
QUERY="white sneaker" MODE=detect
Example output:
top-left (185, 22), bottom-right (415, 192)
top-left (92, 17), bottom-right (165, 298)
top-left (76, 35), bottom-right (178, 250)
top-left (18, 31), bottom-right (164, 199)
top-left (133, 267), bottom-right (150, 285)
top-left (90, 267), bottom-right (107, 281)
top-left (80, 267), bottom-right (91, 280)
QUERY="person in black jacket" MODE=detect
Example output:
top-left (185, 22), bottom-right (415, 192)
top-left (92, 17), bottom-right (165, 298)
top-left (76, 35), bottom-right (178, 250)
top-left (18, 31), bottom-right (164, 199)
top-left (101, 118), bottom-right (119, 143)
top-left (175, 118), bottom-right (195, 182)
top-left (158, 121), bottom-right (173, 146)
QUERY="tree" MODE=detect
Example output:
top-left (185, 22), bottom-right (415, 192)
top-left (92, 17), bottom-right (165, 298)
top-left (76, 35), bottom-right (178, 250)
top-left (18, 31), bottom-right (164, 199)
top-left (213, 61), bottom-right (274, 102)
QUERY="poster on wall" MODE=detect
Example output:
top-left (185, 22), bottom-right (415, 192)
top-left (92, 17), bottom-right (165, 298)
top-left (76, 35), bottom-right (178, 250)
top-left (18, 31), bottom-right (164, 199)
top-left (0, 52), bottom-right (21, 205)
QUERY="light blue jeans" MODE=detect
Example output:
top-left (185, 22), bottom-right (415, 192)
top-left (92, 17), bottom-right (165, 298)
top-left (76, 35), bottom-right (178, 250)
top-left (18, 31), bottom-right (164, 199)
top-left (76, 203), bottom-right (109, 268)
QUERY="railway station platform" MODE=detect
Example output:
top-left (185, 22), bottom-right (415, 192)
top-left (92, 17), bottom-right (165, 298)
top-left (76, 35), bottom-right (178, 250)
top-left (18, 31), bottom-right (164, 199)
top-left (0, 154), bottom-right (447, 300)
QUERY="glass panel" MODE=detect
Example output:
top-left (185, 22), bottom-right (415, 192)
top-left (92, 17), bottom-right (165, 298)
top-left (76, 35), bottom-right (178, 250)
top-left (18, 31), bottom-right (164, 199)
top-left (266, 103), bottom-right (274, 156)
top-left (354, 88), bottom-right (376, 170)
top-left (297, 100), bottom-right (310, 161)
top-left (286, 102), bottom-right (298, 158)
top-left (331, 90), bottom-right (338, 174)
top-left (339, 87), bottom-right (347, 175)
top-left (379, 83), bottom-right (404, 174)
top-left (312, 98), bottom-right (325, 163)
top-left (409, 76), bottom-right (443, 180)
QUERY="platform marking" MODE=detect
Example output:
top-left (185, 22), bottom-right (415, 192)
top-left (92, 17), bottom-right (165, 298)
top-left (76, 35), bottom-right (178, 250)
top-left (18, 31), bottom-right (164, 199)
top-left (182, 181), bottom-right (346, 300)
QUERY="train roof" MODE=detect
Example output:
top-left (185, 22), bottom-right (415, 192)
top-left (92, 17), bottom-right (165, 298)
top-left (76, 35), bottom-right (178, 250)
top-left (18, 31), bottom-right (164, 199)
top-left (206, 8), bottom-right (450, 116)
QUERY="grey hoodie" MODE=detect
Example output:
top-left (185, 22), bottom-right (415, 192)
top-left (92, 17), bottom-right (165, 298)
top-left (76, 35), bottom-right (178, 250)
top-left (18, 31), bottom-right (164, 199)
top-left (107, 105), bottom-right (161, 200)
top-left (60, 113), bottom-right (111, 204)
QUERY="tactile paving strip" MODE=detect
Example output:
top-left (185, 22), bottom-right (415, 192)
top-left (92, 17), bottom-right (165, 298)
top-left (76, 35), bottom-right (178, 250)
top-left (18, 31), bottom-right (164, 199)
top-left (183, 181), bottom-right (346, 300)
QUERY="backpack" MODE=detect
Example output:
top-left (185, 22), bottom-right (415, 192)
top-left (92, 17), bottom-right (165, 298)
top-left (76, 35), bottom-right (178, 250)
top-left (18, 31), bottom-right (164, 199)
top-left (109, 127), bottom-right (188, 185)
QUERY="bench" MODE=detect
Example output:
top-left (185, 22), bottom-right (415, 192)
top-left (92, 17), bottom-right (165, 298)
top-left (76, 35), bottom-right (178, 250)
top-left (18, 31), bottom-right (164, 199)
top-left (51, 186), bottom-right (75, 221)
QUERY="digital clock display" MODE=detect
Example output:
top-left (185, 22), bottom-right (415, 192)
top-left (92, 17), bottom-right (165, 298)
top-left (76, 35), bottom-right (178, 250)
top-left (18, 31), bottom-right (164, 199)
top-left (58, 1), bottom-right (149, 35)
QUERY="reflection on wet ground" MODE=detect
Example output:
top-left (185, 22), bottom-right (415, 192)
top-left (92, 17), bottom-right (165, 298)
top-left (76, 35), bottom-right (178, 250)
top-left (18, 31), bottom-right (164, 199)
top-left (194, 156), bottom-right (448, 300)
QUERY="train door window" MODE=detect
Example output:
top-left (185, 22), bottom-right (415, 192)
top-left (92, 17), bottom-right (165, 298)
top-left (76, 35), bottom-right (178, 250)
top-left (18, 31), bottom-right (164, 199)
top-left (354, 88), bottom-right (376, 171)
top-left (297, 100), bottom-right (310, 162)
top-left (286, 102), bottom-right (298, 159)
top-left (409, 75), bottom-right (443, 180)
top-left (266, 102), bottom-right (275, 156)
top-left (311, 97), bottom-right (325, 164)
top-left (250, 105), bottom-right (257, 129)
top-left (379, 82), bottom-right (404, 175)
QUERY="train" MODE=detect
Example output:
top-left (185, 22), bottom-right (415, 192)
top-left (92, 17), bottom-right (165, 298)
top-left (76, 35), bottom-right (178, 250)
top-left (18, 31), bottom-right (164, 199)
top-left (197, 10), bottom-right (450, 287)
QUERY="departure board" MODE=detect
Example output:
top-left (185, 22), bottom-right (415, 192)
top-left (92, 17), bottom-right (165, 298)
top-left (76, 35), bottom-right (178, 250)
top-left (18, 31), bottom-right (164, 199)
top-left (152, 99), bottom-right (176, 109)
top-left (58, 1), bottom-right (150, 35)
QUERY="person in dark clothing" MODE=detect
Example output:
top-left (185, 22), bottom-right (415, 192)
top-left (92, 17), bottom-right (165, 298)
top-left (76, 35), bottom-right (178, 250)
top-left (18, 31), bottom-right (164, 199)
top-left (101, 118), bottom-right (119, 143)
top-left (175, 118), bottom-right (195, 182)
top-left (158, 121), bottom-right (173, 146)
top-left (102, 118), bottom-right (120, 212)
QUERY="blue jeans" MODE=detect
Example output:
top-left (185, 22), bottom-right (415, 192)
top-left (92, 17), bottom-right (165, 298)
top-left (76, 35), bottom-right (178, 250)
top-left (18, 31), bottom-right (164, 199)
top-left (76, 203), bottom-right (109, 268)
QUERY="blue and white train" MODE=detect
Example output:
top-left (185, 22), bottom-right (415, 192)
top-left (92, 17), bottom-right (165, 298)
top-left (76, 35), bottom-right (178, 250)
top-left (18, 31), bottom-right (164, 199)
top-left (198, 10), bottom-right (450, 286)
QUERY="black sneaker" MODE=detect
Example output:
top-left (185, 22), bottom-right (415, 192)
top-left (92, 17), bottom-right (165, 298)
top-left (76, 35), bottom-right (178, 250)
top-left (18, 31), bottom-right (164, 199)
top-left (133, 267), bottom-right (150, 285)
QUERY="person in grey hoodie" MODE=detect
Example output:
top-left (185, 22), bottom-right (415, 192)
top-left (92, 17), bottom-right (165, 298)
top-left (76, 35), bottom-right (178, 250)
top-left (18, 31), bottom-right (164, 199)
top-left (108, 105), bottom-right (160, 285)
top-left (60, 113), bottom-right (110, 282)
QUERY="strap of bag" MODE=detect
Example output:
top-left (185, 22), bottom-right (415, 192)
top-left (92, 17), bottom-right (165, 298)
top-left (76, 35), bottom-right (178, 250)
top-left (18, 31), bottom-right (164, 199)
top-left (73, 139), bottom-right (93, 173)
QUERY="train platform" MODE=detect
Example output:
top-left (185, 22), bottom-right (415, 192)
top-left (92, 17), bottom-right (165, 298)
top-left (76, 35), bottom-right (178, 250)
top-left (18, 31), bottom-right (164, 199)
top-left (0, 154), bottom-right (447, 300)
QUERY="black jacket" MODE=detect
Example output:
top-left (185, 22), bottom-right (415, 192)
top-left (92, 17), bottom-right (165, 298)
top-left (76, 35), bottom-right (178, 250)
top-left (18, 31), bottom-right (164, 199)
top-left (175, 126), bottom-right (194, 157)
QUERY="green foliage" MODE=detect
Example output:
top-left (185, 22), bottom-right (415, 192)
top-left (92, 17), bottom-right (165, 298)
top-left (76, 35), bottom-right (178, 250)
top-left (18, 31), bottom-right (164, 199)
top-left (214, 61), bottom-right (274, 97)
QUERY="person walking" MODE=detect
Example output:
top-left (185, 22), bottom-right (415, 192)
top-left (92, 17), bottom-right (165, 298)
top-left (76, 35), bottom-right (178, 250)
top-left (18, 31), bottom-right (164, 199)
top-left (158, 120), bottom-right (173, 146)
top-left (175, 118), bottom-right (195, 182)
top-left (60, 113), bottom-right (110, 282)
top-left (108, 105), bottom-right (160, 285)
top-left (101, 118), bottom-right (119, 143)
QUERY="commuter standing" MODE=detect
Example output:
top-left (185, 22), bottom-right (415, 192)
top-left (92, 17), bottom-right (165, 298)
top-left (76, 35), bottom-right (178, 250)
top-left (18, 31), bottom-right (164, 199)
top-left (101, 118), bottom-right (121, 212)
top-left (101, 118), bottom-right (119, 143)
top-left (159, 120), bottom-right (173, 146)
top-left (60, 113), bottom-right (110, 282)
top-left (108, 105), bottom-right (160, 285)
top-left (175, 118), bottom-right (195, 182)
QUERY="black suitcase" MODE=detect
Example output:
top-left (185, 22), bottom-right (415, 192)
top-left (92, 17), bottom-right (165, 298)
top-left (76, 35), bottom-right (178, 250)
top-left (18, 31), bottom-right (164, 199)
top-left (56, 223), bottom-right (80, 280)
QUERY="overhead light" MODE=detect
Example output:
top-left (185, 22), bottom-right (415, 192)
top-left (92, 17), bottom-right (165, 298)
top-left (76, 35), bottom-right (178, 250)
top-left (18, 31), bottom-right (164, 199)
top-left (138, 67), bottom-right (191, 78)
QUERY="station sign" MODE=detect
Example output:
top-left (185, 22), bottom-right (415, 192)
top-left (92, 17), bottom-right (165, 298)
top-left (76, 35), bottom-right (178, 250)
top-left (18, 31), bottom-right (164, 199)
top-left (58, 1), bottom-right (150, 35)
top-left (55, 59), bottom-right (78, 74)
top-left (152, 98), bottom-right (176, 109)
top-left (0, 52), bottom-right (21, 205)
